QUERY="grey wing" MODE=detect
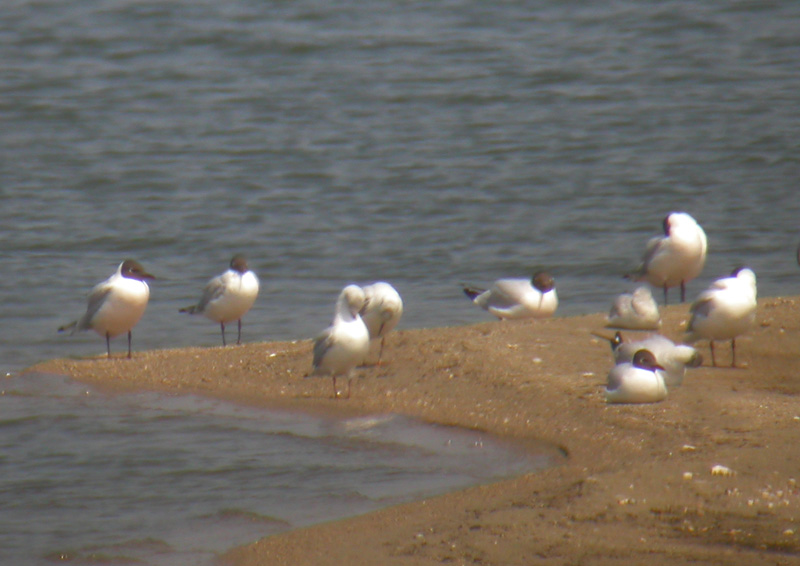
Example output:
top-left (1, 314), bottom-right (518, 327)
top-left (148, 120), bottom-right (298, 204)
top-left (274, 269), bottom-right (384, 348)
top-left (614, 343), bottom-right (635, 364)
top-left (358, 296), bottom-right (372, 318)
top-left (632, 291), bottom-right (660, 327)
top-left (626, 237), bottom-right (662, 279)
top-left (312, 328), bottom-right (335, 371)
top-left (484, 280), bottom-right (526, 310)
top-left (195, 276), bottom-right (226, 312)
top-left (606, 365), bottom-right (624, 392)
top-left (688, 297), bottom-right (714, 327)
top-left (640, 236), bottom-right (665, 268)
top-left (608, 294), bottom-right (629, 318)
top-left (76, 284), bottom-right (113, 332)
top-left (630, 289), bottom-right (651, 315)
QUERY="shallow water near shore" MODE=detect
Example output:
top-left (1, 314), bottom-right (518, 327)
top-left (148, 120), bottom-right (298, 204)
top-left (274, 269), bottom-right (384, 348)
top-left (2, 1), bottom-right (799, 563)
top-left (2, 0), bottom-right (799, 374)
top-left (1, 373), bottom-right (553, 566)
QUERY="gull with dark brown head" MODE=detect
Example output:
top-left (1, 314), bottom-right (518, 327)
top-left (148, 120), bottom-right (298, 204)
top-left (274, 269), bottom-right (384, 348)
top-left (605, 349), bottom-right (668, 404)
top-left (180, 254), bottom-right (259, 346)
top-left (462, 271), bottom-right (557, 320)
top-left (59, 259), bottom-right (155, 359)
top-left (600, 331), bottom-right (701, 388)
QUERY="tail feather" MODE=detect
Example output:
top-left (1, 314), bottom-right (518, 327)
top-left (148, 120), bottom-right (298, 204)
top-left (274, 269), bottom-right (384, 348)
top-left (687, 351), bottom-right (703, 368)
top-left (623, 268), bottom-right (643, 281)
top-left (590, 331), bottom-right (619, 353)
top-left (58, 321), bottom-right (77, 334)
top-left (461, 285), bottom-right (485, 301)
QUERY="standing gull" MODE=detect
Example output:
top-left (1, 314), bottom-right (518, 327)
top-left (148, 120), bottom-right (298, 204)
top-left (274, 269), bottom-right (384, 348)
top-left (312, 285), bottom-right (370, 399)
top-left (180, 254), bottom-right (259, 346)
top-left (462, 271), bottom-right (558, 320)
top-left (359, 281), bottom-right (403, 366)
top-left (685, 267), bottom-right (757, 368)
top-left (59, 259), bottom-right (155, 359)
top-left (627, 212), bottom-right (707, 304)
top-left (606, 286), bottom-right (661, 331)
top-left (605, 349), bottom-right (668, 404)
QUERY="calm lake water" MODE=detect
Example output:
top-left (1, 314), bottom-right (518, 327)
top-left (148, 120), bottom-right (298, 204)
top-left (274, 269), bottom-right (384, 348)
top-left (2, 373), bottom-right (552, 565)
top-left (1, 0), bottom-right (799, 562)
top-left (2, 0), bottom-right (799, 371)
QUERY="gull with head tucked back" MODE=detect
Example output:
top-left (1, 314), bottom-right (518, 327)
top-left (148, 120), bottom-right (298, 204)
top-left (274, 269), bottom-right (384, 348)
top-left (59, 259), bottom-right (155, 359)
top-left (462, 271), bottom-right (558, 320)
top-left (359, 281), bottom-right (403, 366)
top-left (606, 286), bottom-right (661, 331)
top-left (627, 212), bottom-right (707, 304)
top-left (685, 267), bottom-right (757, 368)
top-left (605, 349), bottom-right (668, 404)
top-left (180, 254), bottom-right (259, 346)
top-left (312, 284), bottom-right (370, 399)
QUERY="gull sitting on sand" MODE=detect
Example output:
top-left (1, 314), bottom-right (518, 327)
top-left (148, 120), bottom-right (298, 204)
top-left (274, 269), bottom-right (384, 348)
top-left (605, 349), bottom-right (668, 404)
top-left (627, 212), bottom-right (707, 304)
top-left (685, 267), bottom-right (757, 368)
top-left (59, 259), bottom-right (155, 359)
top-left (600, 331), bottom-right (701, 388)
top-left (606, 286), bottom-right (661, 330)
top-left (312, 284), bottom-right (370, 399)
top-left (359, 281), bottom-right (403, 366)
top-left (179, 254), bottom-right (259, 346)
top-left (462, 271), bottom-right (558, 320)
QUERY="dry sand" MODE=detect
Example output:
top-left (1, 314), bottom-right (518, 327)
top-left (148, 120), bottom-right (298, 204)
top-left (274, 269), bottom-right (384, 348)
top-left (28, 297), bottom-right (800, 565)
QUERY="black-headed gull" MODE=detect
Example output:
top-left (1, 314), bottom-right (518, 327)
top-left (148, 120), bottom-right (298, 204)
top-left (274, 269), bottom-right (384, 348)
top-left (601, 331), bottom-right (701, 388)
top-left (627, 212), bottom-right (707, 304)
top-left (359, 281), bottom-right (403, 366)
top-left (462, 271), bottom-right (558, 320)
top-left (312, 284), bottom-right (370, 399)
top-left (606, 286), bottom-right (661, 330)
top-left (59, 259), bottom-right (155, 359)
top-left (180, 254), bottom-right (259, 346)
top-left (605, 349), bottom-right (668, 404)
top-left (685, 267), bottom-right (757, 368)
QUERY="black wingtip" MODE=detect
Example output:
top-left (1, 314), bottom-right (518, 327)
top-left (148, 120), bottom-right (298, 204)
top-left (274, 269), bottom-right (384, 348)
top-left (461, 285), bottom-right (483, 301)
top-left (58, 321), bottom-right (77, 334)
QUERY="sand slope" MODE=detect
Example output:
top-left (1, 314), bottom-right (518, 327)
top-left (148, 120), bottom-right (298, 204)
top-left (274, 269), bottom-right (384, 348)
top-left (29, 297), bottom-right (800, 565)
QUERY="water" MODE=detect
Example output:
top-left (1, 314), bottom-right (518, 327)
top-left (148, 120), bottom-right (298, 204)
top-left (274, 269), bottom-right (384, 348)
top-left (1, 0), bottom-right (799, 371)
top-left (1, 373), bottom-right (552, 565)
top-left (0, 0), bottom-right (798, 561)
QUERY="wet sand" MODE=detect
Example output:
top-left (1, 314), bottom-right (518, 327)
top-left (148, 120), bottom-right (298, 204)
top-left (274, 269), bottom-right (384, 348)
top-left (28, 297), bottom-right (800, 565)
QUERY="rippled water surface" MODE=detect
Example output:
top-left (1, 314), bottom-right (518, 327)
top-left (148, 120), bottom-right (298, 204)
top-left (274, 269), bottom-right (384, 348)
top-left (1, 0), bottom-right (798, 371)
top-left (1, 373), bottom-right (553, 565)
top-left (1, 0), bottom-right (798, 562)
